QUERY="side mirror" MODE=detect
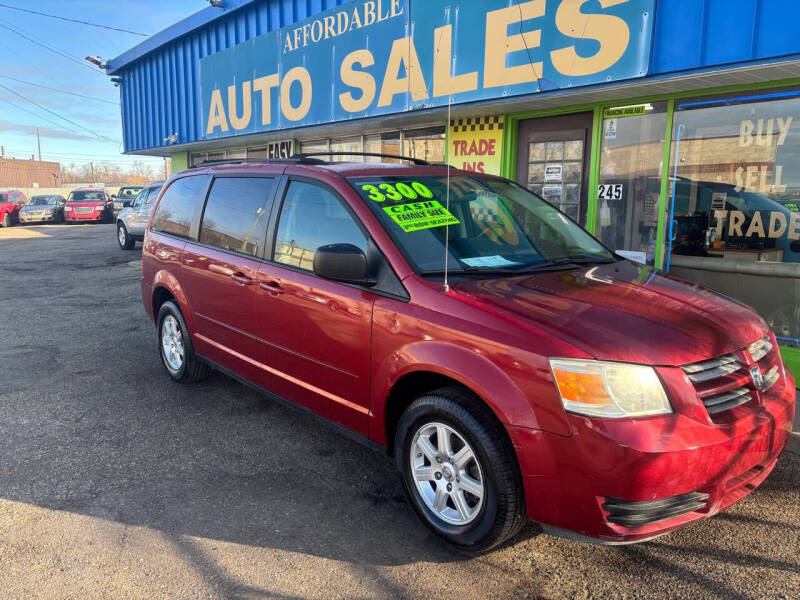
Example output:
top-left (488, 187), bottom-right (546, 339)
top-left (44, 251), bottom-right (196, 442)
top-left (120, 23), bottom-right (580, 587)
top-left (313, 243), bottom-right (373, 285)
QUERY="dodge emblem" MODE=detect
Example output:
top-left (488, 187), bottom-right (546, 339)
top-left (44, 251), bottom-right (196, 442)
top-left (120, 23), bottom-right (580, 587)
top-left (749, 365), bottom-right (766, 391)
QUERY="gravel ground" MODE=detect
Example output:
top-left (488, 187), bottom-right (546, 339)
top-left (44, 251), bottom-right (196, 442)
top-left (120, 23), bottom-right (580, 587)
top-left (0, 223), bottom-right (798, 600)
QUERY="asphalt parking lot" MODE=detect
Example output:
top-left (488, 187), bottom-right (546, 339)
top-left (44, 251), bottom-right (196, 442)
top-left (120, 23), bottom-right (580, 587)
top-left (0, 223), bottom-right (798, 599)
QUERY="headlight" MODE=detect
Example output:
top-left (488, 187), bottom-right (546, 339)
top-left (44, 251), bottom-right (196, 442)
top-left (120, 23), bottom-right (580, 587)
top-left (549, 359), bottom-right (671, 418)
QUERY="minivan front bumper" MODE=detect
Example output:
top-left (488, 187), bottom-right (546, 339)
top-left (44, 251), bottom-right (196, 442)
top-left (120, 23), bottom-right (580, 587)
top-left (512, 369), bottom-right (795, 543)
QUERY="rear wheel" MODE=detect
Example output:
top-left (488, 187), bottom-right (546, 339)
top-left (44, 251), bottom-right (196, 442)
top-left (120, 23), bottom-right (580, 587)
top-left (117, 222), bottom-right (135, 250)
top-left (156, 301), bottom-right (211, 383)
top-left (395, 387), bottom-right (526, 552)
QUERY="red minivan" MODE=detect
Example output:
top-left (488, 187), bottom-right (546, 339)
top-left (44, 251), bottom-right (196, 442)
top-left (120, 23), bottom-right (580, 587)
top-left (141, 154), bottom-right (795, 551)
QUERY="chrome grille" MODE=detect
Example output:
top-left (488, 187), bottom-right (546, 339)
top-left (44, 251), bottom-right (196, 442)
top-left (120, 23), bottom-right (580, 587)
top-left (681, 335), bottom-right (781, 417)
top-left (681, 354), bottom-right (741, 383)
top-left (702, 387), bottom-right (752, 414)
top-left (762, 365), bottom-right (779, 391)
top-left (748, 336), bottom-right (772, 362)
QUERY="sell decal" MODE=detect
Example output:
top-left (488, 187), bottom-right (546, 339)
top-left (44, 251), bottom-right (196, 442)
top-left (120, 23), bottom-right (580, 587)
top-left (383, 200), bottom-right (460, 232)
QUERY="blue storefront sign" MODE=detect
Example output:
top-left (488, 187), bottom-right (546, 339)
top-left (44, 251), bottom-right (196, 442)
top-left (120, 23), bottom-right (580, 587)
top-left (200, 0), bottom-right (654, 140)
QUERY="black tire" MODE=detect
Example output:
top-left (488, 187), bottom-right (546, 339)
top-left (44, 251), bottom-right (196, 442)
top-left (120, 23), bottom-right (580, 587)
top-left (117, 222), bottom-right (135, 250)
top-left (156, 300), bottom-right (211, 383)
top-left (395, 387), bottom-right (526, 553)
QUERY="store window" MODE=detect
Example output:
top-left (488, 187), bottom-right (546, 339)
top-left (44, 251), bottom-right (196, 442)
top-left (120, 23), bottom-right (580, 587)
top-left (365, 132), bottom-right (401, 162)
top-left (330, 136), bottom-right (363, 162)
top-left (403, 127), bottom-right (446, 164)
top-left (300, 140), bottom-right (329, 154)
top-left (667, 89), bottom-right (800, 343)
top-left (596, 102), bottom-right (668, 265)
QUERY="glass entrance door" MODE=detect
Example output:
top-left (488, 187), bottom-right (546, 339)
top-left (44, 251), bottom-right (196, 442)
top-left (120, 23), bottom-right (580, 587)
top-left (516, 112), bottom-right (594, 226)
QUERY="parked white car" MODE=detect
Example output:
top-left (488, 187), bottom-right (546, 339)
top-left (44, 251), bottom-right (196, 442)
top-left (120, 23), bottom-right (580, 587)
top-left (116, 182), bottom-right (163, 250)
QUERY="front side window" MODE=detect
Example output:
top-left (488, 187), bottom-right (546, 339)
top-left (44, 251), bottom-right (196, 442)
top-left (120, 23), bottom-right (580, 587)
top-left (350, 175), bottom-right (613, 274)
top-left (132, 188), bottom-right (148, 208)
top-left (273, 181), bottom-right (368, 271)
top-left (145, 185), bottom-right (163, 205)
top-left (200, 177), bottom-right (274, 257)
top-left (151, 175), bottom-right (210, 238)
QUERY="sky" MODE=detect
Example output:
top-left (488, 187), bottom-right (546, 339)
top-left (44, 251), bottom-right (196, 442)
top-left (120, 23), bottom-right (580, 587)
top-left (0, 0), bottom-right (203, 173)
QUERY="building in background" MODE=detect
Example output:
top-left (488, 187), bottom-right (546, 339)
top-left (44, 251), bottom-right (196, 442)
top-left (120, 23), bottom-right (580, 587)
top-left (107, 0), bottom-right (800, 379)
top-left (0, 157), bottom-right (61, 187)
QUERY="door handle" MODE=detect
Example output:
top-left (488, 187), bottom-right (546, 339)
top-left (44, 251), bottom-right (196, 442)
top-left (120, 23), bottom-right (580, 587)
top-left (231, 271), bottom-right (254, 286)
top-left (259, 280), bottom-right (284, 295)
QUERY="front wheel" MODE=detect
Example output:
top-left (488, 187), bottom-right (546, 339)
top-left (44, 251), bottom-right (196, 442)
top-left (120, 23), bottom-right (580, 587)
top-left (395, 387), bottom-right (526, 552)
top-left (117, 222), bottom-right (135, 250)
top-left (156, 301), bottom-right (211, 383)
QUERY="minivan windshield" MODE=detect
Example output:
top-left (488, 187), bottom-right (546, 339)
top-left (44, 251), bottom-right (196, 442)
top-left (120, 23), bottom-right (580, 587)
top-left (350, 175), bottom-right (615, 274)
top-left (68, 191), bottom-right (104, 202)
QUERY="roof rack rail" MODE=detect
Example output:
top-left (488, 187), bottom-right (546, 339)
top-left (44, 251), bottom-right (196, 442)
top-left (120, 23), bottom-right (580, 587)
top-left (290, 152), bottom-right (430, 166)
top-left (196, 157), bottom-right (317, 167)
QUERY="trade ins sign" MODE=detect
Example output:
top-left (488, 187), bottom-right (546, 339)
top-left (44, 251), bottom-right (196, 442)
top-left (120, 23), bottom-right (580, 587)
top-left (201, 0), bottom-right (654, 139)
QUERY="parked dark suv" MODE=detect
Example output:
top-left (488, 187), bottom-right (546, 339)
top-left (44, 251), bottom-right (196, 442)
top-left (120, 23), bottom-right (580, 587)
top-left (141, 154), bottom-right (795, 551)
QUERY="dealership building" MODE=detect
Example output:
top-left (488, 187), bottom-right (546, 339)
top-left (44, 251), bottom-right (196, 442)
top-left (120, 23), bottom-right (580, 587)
top-left (108, 0), bottom-right (800, 379)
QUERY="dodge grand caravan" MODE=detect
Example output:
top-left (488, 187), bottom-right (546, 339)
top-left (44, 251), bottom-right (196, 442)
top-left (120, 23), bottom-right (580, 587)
top-left (141, 154), bottom-right (795, 551)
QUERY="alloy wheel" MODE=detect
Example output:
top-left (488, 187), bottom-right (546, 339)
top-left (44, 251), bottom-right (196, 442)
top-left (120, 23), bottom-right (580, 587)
top-left (161, 315), bottom-right (185, 371)
top-left (410, 421), bottom-right (485, 526)
top-left (118, 225), bottom-right (127, 246)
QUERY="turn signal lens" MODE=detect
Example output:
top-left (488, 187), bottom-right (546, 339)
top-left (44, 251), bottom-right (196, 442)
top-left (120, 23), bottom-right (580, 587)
top-left (549, 359), bottom-right (672, 418)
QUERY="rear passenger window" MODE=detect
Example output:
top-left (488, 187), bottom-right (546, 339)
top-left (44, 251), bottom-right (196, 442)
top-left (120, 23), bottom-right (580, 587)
top-left (200, 177), bottom-right (274, 257)
top-left (274, 181), bottom-right (368, 271)
top-left (151, 175), bottom-right (210, 238)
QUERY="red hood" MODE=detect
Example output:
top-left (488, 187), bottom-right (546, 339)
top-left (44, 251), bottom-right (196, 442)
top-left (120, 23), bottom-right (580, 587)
top-left (450, 261), bottom-right (768, 366)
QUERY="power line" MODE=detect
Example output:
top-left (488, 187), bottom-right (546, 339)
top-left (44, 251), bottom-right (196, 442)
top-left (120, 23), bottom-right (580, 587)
top-left (0, 20), bottom-right (105, 75)
top-left (0, 96), bottom-right (80, 132)
top-left (0, 3), bottom-right (149, 36)
top-left (0, 82), bottom-right (119, 143)
top-left (0, 75), bottom-right (119, 106)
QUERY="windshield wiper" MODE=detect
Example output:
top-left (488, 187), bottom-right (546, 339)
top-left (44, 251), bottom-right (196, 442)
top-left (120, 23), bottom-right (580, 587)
top-left (420, 255), bottom-right (618, 277)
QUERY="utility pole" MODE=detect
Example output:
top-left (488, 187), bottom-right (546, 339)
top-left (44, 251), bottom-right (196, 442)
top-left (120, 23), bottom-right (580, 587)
top-left (163, 157), bottom-right (168, 180)
top-left (90, 161), bottom-right (95, 184)
top-left (36, 128), bottom-right (41, 161)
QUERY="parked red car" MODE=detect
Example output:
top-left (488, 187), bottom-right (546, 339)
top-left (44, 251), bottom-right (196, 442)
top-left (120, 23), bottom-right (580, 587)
top-left (141, 155), bottom-right (795, 551)
top-left (64, 188), bottom-right (112, 223)
top-left (0, 189), bottom-right (28, 227)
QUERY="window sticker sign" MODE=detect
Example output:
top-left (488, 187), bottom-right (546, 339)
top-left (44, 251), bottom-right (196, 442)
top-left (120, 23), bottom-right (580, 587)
top-left (545, 164), bottom-right (563, 182)
top-left (448, 116), bottom-right (504, 175)
top-left (383, 200), bottom-right (460, 232)
top-left (597, 183), bottom-right (623, 200)
top-left (603, 105), bottom-right (647, 119)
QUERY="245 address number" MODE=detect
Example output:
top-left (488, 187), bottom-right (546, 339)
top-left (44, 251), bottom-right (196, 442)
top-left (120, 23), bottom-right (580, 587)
top-left (597, 183), bottom-right (623, 200)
